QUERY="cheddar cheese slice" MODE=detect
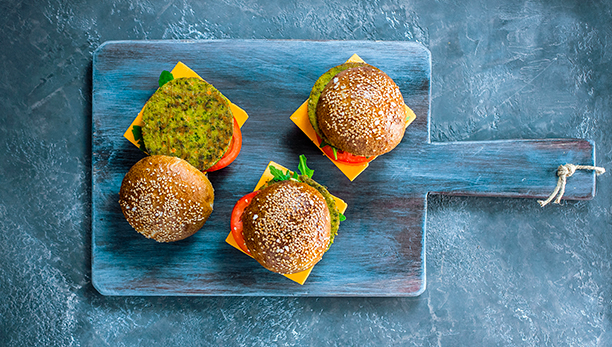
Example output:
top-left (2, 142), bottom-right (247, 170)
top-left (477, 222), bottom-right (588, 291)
top-left (225, 161), bottom-right (348, 285)
top-left (290, 54), bottom-right (416, 181)
top-left (124, 61), bottom-right (249, 149)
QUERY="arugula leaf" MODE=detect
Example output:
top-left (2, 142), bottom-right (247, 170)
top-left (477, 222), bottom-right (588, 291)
top-left (267, 156), bottom-right (314, 185)
top-left (319, 139), bottom-right (341, 160)
top-left (131, 125), bottom-right (146, 151)
top-left (339, 212), bottom-right (346, 222)
top-left (298, 154), bottom-right (314, 178)
top-left (269, 165), bottom-right (291, 182)
top-left (158, 70), bottom-right (174, 87)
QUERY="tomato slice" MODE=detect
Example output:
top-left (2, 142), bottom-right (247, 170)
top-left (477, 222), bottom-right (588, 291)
top-left (230, 190), bottom-right (260, 254)
top-left (206, 117), bottom-right (242, 172)
top-left (315, 134), bottom-right (374, 165)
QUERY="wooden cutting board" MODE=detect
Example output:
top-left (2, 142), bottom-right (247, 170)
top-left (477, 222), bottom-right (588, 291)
top-left (91, 40), bottom-right (597, 296)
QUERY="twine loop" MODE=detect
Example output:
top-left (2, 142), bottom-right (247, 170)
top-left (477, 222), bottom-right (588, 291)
top-left (538, 164), bottom-right (605, 207)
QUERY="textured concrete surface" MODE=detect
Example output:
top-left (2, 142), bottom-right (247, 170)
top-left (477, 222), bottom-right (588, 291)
top-left (1, 0), bottom-right (611, 346)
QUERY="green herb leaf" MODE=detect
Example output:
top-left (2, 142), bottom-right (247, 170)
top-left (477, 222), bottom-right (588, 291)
top-left (269, 165), bottom-right (291, 182)
top-left (319, 140), bottom-right (338, 160)
top-left (158, 70), bottom-right (174, 87)
top-left (131, 125), bottom-right (146, 151)
top-left (298, 154), bottom-right (314, 178)
top-left (320, 140), bottom-right (341, 161)
top-left (339, 212), bottom-right (346, 222)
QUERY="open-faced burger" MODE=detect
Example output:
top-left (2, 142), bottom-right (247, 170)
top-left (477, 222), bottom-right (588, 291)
top-left (307, 63), bottom-right (408, 164)
top-left (230, 155), bottom-right (344, 275)
top-left (141, 73), bottom-right (242, 172)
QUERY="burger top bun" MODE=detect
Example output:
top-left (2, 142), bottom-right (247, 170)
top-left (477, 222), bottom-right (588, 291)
top-left (241, 180), bottom-right (331, 275)
top-left (316, 65), bottom-right (407, 157)
top-left (119, 155), bottom-right (214, 242)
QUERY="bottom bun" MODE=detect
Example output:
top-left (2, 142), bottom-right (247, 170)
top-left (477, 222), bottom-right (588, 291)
top-left (119, 155), bottom-right (214, 242)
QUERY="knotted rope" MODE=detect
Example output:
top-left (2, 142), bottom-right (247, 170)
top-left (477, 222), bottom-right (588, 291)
top-left (538, 164), bottom-right (606, 207)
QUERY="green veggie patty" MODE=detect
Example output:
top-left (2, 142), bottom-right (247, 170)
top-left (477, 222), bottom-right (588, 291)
top-left (141, 77), bottom-right (234, 171)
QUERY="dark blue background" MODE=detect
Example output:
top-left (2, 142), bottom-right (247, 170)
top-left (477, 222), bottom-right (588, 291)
top-left (1, 0), bottom-right (610, 345)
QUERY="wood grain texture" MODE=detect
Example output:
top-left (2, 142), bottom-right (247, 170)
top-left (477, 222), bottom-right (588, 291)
top-left (92, 40), bottom-right (597, 296)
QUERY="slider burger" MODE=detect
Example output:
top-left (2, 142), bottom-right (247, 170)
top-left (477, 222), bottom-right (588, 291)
top-left (230, 155), bottom-right (344, 275)
top-left (141, 71), bottom-right (242, 172)
top-left (119, 155), bottom-right (214, 242)
top-left (308, 63), bottom-right (408, 164)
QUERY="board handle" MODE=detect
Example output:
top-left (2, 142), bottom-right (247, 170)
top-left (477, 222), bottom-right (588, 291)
top-left (380, 139), bottom-right (601, 200)
top-left (426, 139), bottom-right (599, 200)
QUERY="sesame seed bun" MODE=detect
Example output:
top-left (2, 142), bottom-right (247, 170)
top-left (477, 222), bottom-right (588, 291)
top-left (241, 180), bottom-right (331, 275)
top-left (119, 155), bottom-right (214, 242)
top-left (307, 62), bottom-right (367, 140)
top-left (316, 65), bottom-right (407, 157)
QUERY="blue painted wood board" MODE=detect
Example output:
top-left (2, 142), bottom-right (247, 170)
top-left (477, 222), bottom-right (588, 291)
top-left (91, 40), bottom-right (597, 296)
